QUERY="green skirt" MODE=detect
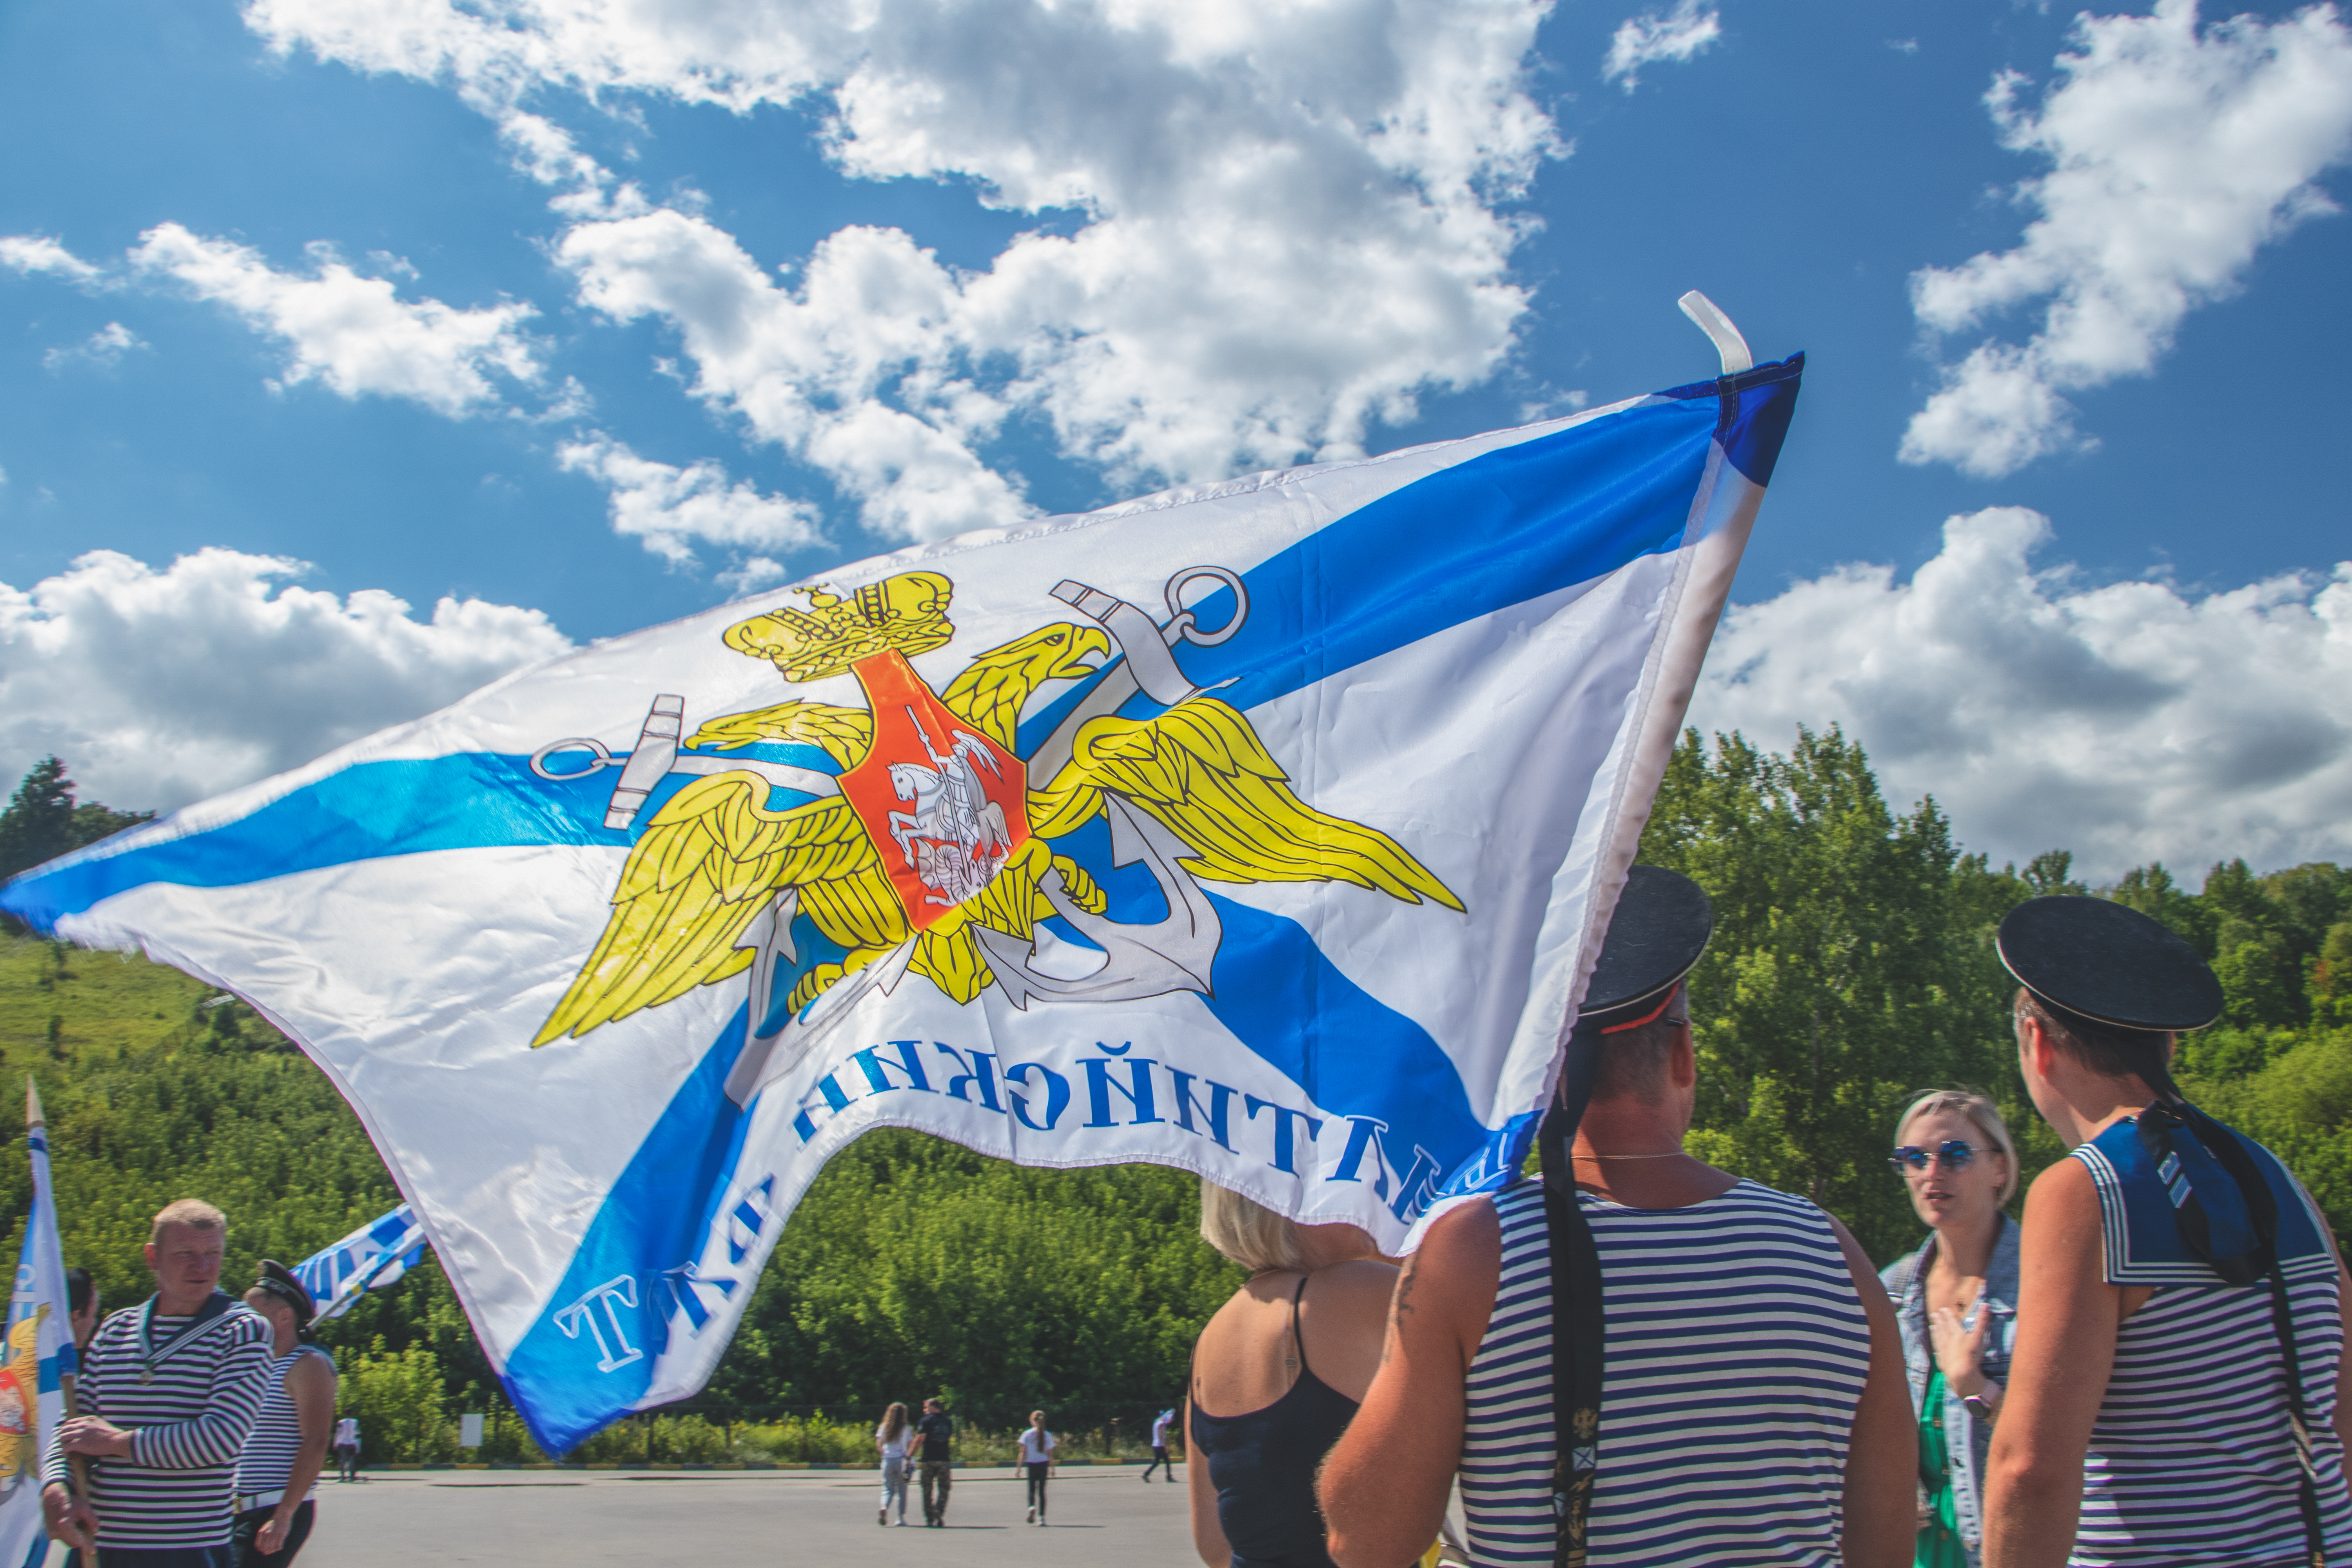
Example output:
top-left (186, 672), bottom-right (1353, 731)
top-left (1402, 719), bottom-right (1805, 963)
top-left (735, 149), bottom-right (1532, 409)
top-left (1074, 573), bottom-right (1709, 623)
top-left (1915, 1367), bottom-right (1968, 1568)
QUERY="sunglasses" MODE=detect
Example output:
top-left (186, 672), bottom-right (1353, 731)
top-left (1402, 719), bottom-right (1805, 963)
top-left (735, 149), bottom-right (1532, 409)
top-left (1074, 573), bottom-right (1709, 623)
top-left (1888, 1140), bottom-right (1982, 1173)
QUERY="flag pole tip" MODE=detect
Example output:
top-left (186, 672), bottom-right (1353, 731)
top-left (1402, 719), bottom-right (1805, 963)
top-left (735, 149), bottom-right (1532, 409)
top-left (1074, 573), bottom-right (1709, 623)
top-left (1677, 291), bottom-right (1753, 376)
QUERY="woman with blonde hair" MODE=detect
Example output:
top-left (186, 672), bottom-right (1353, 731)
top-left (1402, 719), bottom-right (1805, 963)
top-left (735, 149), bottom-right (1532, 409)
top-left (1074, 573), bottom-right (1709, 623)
top-left (1187, 1181), bottom-right (1395, 1568)
top-left (1878, 1088), bottom-right (2022, 1568)
top-left (876, 1400), bottom-right (912, 1526)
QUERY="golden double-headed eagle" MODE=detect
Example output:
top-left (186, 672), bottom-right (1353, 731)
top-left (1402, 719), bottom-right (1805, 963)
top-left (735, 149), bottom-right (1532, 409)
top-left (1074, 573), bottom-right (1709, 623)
top-left (535, 570), bottom-right (1461, 1044)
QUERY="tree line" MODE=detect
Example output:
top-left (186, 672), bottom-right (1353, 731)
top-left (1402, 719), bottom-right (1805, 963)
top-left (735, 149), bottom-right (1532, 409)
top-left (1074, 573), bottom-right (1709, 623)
top-left (0, 740), bottom-right (2347, 1455)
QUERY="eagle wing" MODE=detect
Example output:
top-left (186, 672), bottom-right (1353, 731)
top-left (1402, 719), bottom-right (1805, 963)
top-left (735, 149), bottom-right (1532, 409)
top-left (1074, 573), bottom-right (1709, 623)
top-left (533, 772), bottom-right (896, 1045)
top-left (687, 700), bottom-right (875, 768)
top-left (1029, 698), bottom-right (1463, 910)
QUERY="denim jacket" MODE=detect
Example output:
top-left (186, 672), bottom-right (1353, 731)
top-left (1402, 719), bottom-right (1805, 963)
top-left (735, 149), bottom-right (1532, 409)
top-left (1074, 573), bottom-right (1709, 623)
top-left (1878, 1213), bottom-right (2020, 1565)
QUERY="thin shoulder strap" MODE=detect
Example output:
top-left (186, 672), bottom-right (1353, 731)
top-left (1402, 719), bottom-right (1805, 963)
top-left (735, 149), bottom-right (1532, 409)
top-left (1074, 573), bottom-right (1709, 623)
top-left (1290, 1273), bottom-right (1312, 1379)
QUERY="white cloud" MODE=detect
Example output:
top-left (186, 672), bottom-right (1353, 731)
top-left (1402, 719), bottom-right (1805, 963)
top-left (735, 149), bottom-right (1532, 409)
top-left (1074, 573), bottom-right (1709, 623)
top-left (128, 223), bottom-right (543, 417)
top-left (246, 0), bottom-right (1561, 541)
top-left (556, 434), bottom-right (823, 568)
top-left (1688, 508), bottom-right (2352, 880)
top-left (0, 235), bottom-right (105, 284)
top-left (1603, 0), bottom-right (1723, 91)
top-left (0, 548), bottom-right (571, 813)
top-left (1901, 0), bottom-right (2352, 477)
top-left (43, 322), bottom-right (147, 372)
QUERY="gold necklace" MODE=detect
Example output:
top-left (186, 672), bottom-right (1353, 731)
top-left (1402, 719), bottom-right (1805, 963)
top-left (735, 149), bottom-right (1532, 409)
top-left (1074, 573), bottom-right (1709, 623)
top-left (1574, 1149), bottom-right (1688, 1160)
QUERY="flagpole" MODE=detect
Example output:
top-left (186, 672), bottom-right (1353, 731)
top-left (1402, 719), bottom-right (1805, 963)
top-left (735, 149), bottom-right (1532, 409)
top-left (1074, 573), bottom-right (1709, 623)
top-left (29, 1079), bottom-right (97, 1557)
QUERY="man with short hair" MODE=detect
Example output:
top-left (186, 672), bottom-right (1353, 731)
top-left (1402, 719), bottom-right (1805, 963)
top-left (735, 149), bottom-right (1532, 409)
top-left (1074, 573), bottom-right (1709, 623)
top-left (915, 1397), bottom-right (954, 1528)
top-left (231, 1262), bottom-right (336, 1566)
top-left (1984, 896), bottom-right (2352, 1566)
top-left (1320, 867), bottom-right (1915, 1568)
top-left (42, 1199), bottom-right (276, 1568)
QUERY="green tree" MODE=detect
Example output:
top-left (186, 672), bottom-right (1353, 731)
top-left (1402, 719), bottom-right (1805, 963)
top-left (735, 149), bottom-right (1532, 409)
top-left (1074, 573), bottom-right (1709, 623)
top-left (0, 757), bottom-right (154, 886)
top-left (337, 1337), bottom-right (452, 1463)
top-left (1637, 727), bottom-right (2046, 1261)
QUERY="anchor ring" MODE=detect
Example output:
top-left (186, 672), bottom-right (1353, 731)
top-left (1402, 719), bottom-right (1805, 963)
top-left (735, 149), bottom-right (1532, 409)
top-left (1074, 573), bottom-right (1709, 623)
top-left (531, 737), bottom-right (619, 781)
top-left (1163, 566), bottom-right (1249, 646)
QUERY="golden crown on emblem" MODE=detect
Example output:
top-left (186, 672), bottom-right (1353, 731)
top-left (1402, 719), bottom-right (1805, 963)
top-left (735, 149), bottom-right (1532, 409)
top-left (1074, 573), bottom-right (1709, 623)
top-left (724, 571), bottom-right (956, 683)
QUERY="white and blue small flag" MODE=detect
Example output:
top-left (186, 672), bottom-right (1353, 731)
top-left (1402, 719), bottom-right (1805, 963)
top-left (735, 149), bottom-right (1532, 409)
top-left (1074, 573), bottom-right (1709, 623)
top-left (2, 1083), bottom-right (75, 1568)
top-left (0, 336), bottom-right (1801, 1453)
top-left (292, 1205), bottom-right (429, 1323)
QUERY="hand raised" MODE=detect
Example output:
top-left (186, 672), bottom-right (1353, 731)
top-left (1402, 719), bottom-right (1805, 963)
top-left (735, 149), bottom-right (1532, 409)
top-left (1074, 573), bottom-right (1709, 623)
top-left (1927, 1285), bottom-right (1992, 1394)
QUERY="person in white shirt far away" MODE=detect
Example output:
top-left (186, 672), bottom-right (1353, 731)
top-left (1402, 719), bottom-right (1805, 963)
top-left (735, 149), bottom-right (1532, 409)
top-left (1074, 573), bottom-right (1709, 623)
top-left (1018, 1412), bottom-right (1057, 1525)
top-left (1142, 1406), bottom-right (1177, 1483)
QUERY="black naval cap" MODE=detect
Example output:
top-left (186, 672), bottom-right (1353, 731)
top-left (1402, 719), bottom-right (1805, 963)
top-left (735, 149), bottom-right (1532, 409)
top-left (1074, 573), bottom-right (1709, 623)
top-left (1996, 895), bottom-right (2223, 1033)
top-left (1581, 865), bottom-right (1714, 1032)
top-left (252, 1259), bottom-right (316, 1327)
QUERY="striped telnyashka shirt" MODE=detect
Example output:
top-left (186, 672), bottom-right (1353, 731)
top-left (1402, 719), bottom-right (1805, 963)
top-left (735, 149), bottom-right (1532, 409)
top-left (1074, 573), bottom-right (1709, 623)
top-left (42, 1292), bottom-right (275, 1548)
top-left (1459, 1177), bottom-right (1872, 1567)
top-left (234, 1345), bottom-right (335, 1501)
top-left (2067, 1131), bottom-right (2352, 1567)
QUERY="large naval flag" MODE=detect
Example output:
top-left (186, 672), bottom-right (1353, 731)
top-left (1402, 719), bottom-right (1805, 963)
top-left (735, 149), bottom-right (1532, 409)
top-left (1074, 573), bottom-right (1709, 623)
top-left (0, 316), bottom-right (1800, 1453)
top-left (2, 1085), bottom-right (74, 1566)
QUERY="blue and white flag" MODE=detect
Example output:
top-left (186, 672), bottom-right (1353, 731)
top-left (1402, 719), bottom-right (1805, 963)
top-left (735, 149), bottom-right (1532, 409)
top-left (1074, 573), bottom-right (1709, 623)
top-left (0, 331), bottom-right (1800, 1453)
top-left (292, 1204), bottom-right (429, 1323)
top-left (2, 1083), bottom-right (74, 1568)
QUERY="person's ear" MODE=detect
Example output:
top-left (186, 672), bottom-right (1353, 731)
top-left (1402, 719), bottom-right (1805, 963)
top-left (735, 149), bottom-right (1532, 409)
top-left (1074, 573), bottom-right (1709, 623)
top-left (1670, 1025), bottom-right (1697, 1090)
top-left (2017, 1014), bottom-right (2051, 1081)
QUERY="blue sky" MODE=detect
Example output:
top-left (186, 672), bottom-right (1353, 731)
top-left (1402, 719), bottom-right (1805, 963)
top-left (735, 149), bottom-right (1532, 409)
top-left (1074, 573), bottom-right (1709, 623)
top-left (3, 0), bottom-right (2349, 876)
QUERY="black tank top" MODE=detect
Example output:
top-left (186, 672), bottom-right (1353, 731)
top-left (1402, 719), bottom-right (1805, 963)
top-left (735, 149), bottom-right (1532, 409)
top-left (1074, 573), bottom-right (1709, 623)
top-left (1190, 1274), bottom-right (1361, 1568)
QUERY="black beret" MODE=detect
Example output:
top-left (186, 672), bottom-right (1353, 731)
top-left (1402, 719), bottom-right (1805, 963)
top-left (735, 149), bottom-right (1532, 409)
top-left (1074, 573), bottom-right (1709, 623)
top-left (254, 1259), bottom-right (316, 1324)
top-left (1581, 866), bottom-right (1714, 1029)
top-left (1996, 895), bottom-right (2223, 1033)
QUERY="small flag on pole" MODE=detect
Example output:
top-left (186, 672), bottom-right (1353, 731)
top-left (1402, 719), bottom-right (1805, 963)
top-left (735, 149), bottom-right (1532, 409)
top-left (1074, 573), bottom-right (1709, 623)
top-left (0, 308), bottom-right (1800, 1452)
top-left (292, 1205), bottom-right (429, 1323)
top-left (2, 1082), bottom-right (76, 1568)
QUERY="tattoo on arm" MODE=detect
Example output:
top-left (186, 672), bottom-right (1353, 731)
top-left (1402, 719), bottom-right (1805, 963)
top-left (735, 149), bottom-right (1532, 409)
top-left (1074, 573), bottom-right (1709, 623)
top-left (1379, 1254), bottom-right (1425, 1368)
top-left (1394, 1255), bottom-right (1422, 1319)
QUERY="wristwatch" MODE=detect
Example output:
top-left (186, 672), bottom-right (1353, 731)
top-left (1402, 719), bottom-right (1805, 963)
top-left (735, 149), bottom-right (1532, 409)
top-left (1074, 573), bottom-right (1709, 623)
top-left (1962, 1383), bottom-right (2002, 1419)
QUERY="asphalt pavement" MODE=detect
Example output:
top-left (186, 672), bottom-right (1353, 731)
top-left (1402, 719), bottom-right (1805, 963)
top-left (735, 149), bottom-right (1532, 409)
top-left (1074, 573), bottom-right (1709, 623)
top-left (232, 1463), bottom-right (1196, 1565)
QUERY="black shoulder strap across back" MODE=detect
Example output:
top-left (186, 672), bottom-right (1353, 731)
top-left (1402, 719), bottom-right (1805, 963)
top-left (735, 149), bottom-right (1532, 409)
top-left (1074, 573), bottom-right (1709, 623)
top-left (1539, 1014), bottom-right (1610, 1568)
top-left (2137, 1098), bottom-right (2326, 1566)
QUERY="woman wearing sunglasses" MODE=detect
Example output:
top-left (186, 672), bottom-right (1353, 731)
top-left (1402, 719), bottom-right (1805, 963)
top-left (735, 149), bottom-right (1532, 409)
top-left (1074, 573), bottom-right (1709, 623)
top-left (1879, 1089), bottom-right (2021, 1568)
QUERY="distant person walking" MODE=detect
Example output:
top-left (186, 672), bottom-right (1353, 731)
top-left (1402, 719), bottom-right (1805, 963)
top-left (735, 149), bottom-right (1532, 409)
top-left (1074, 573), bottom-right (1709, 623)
top-left (1018, 1412), bottom-right (1057, 1526)
top-left (916, 1397), bottom-right (954, 1527)
top-left (1141, 1406), bottom-right (1176, 1483)
top-left (876, 1402), bottom-right (912, 1527)
top-left (232, 1261), bottom-right (336, 1565)
top-left (329, 1419), bottom-right (359, 1484)
top-left (42, 1198), bottom-right (276, 1568)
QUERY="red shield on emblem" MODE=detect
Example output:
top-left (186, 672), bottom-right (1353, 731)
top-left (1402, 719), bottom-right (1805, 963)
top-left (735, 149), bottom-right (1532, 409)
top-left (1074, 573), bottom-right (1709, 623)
top-left (840, 650), bottom-right (1031, 931)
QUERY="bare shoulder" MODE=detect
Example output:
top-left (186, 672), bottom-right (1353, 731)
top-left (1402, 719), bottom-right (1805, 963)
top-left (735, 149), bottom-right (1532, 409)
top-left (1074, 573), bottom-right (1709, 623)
top-left (288, 1350), bottom-right (337, 1389)
top-left (2024, 1151), bottom-right (2097, 1211)
top-left (1417, 1196), bottom-right (1501, 1270)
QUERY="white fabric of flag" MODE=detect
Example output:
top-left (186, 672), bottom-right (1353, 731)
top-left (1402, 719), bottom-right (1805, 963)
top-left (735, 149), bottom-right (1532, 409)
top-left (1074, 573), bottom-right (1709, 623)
top-left (2, 1086), bottom-right (74, 1568)
top-left (292, 1205), bottom-right (428, 1323)
top-left (0, 350), bottom-right (1802, 1453)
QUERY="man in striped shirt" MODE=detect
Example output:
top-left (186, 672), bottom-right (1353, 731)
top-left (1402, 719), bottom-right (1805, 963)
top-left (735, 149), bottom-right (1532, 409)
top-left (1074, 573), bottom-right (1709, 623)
top-left (42, 1199), bottom-right (276, 1568)
top-left (1320, 867), bottom-right (1915, 1568)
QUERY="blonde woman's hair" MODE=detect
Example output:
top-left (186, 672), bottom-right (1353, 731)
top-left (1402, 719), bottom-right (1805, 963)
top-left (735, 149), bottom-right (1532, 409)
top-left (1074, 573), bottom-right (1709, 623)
top-left (1199, 1180), bottom-right (1304, 1273)
top-left (1895, 1088), bottom-right (2021, 1207)
top-left (881, 1402), bottom-right (907, 1442)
